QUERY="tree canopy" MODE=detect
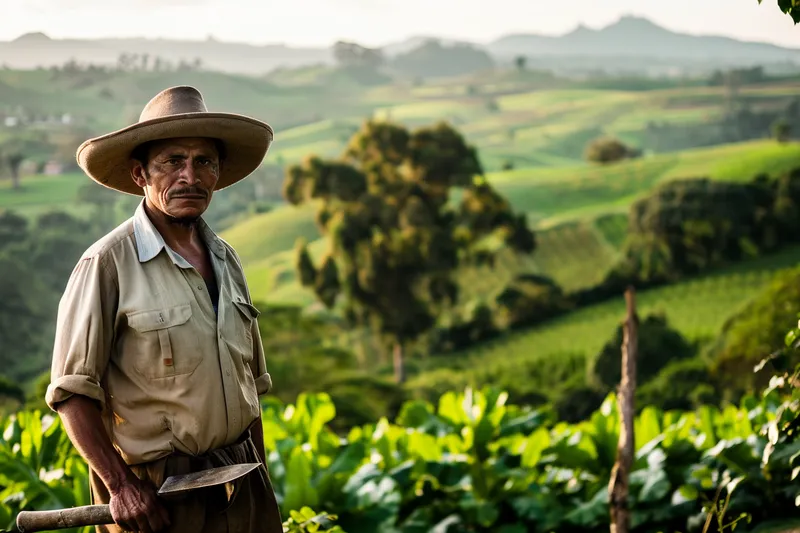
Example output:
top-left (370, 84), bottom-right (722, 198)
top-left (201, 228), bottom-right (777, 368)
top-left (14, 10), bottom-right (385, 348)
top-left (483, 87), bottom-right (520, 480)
top-left (283, 119), bottom-right (535, 382)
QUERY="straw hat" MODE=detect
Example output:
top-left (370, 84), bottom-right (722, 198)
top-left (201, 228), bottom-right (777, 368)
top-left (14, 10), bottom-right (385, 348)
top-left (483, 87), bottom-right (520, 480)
top-left (76, 85), bottom-right (274, 196)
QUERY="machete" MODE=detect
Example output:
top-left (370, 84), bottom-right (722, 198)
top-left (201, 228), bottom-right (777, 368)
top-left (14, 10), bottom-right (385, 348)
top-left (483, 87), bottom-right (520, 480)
top-left (2, 462), bottom-right (261, 533)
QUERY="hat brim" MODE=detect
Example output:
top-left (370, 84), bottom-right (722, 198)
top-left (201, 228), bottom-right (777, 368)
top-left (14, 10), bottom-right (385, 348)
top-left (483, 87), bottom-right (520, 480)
top-left (77, 112), bottom-right (274, 196)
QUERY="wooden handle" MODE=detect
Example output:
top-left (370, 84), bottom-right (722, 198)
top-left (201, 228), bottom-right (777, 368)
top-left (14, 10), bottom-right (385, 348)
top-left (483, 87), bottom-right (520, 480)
top-left (16, 504), bottom-right (113, 532)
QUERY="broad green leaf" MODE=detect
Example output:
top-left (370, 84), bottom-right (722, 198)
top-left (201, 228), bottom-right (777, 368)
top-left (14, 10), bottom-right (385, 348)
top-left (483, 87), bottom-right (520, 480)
top-left (638, 468), bottom-right (670, 503)
top-left (521, 428), bottom-right (550, 468)
top-left (283, 447), bottom-right (319, 513)
top-left (635, 407), bottom-right (662, 450)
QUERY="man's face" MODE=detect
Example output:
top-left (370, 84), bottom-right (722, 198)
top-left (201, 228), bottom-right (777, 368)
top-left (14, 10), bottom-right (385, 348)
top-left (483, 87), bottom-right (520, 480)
top-left (130, 137), bottom-right (221, 224)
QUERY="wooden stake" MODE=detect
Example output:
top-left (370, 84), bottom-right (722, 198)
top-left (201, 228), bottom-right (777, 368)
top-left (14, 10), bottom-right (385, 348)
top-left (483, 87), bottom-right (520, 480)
top-left (609, 287), bottom-right (638, 533)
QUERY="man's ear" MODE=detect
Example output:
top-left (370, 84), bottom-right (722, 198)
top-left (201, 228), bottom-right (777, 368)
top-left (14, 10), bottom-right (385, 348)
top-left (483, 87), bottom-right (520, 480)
top-left (130, 160), bottom-right (148, 188)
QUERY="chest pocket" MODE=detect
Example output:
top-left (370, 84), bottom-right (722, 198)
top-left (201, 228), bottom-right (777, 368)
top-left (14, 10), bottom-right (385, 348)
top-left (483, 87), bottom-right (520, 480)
top-left (227, 296), bottom-right (260, 364)
top-left (125, 303), bottom-right (203, 379)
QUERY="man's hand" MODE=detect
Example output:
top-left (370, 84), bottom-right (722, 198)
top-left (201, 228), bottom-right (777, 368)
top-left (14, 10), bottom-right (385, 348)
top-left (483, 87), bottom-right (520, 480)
top-left (54, 395), bottom-right (172, 532)
top-left (109, 476), bottom-right (171, 533)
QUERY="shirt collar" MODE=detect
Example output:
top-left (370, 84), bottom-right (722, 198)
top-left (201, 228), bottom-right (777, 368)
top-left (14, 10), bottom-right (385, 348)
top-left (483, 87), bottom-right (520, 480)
top-left (133, 199), bottom-right (226, 265)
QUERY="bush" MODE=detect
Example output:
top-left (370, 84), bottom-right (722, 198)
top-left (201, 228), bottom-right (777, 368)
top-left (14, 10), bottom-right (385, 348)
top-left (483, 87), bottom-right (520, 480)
top-left (708, 266), bottom-right (800, 400)
top-left (636, 357), bottom-right (717, 412)
top-left (611, 169), bottom-right (800, 285)
top-left (494, 274), bottom-right (572, 329)
top-left (584, 136), bottom-right (638, 164)
top-left (550, 374), bottom-right (606, 423)
top-left (589, 313), bottom-right (696, 391)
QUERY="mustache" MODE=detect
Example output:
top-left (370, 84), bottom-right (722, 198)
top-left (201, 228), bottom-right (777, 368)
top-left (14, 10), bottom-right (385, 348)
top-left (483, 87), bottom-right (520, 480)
top-left (169, 186), bottom-right (208, 199)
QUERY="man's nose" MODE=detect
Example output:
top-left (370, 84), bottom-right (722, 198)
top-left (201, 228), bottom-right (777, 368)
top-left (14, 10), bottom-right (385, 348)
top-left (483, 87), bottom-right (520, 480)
top-left (179, 163), bottom-right (200, 185)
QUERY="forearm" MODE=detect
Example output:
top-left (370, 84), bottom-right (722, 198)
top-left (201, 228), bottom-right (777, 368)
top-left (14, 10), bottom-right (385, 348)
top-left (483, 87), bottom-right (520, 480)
top-left (55, 395), bottom-right (136, 494)
top-left (249, 411), bottom-right (267, 466)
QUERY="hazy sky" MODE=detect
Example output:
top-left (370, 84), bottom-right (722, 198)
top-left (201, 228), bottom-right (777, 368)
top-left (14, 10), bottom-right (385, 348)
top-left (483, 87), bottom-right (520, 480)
top-left (3, 0), bottom-right (799, 48)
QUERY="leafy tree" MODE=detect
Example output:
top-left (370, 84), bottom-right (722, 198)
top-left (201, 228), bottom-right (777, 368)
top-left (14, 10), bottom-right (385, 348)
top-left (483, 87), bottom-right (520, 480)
top-left (613, 175), bottom-right (792, 283)
top-left (283, 120), bottom-right (535, 383)
top-left (494, 273), bottom-right (571, 329)
top-left (758, 0), bottom-right (800, 23)
top-left (332, 41), bottom-right (384, 69)
top-left (584, 136), bottom-right (636, 164)
top-left (514, 55), bottom-right (527, 72)
top-left (0, 136), bottom-right (52, 189)
top-left (708, 266), bottom-right (800, 399)
top-left (589, 313), bottom-right (695, 392)
top-left (772, 118), bottom-right (791, 142)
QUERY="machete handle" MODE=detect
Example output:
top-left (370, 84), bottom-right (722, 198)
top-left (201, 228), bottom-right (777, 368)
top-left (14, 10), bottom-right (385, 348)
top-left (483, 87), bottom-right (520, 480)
top-left (15, 504), bottom-right (113, 532)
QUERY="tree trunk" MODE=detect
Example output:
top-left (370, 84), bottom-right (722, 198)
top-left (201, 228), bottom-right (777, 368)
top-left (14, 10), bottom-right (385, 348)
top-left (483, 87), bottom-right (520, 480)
top-left (609, 287), bottom-right (638, 533)
top-left (10, 168), bottom-right (20, 189)
top-left (393, 341), bottom-right (405, 384)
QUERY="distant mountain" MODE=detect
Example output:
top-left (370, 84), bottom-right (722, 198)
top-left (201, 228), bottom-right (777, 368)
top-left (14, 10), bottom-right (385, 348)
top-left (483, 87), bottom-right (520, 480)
top-left (487, 16), bottom-right (800, 62)
top-left (0, 16), bottom-right (797, 77)
top-left (0, 34), bottom-right (334, 75)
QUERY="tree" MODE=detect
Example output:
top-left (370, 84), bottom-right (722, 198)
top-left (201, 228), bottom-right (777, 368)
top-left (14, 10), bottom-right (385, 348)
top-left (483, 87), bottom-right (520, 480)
top-left (757, 0), bottom-right (800, 23)
top-left (332, 41), bottom-right (383, 69)
top-left (283, 120), bottom-right (535, 383)
top-left (0, 136), bottom-right (51, 189)
top-left (514, 55), bottom-right (527, 72)
top-left (584, 136), bottom-right (636, 164)
top-left (77, 180), bottom-right (120, 230)
top-left (772, 118), bottom-right (791, 142)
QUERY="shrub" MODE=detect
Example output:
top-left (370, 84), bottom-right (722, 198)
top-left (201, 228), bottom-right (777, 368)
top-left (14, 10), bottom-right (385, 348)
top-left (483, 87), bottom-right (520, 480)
top-left (584, 136), bottom-right (637, 164)
top-left (494, 274), bottom-right (572, 329)
top-left (636, 357), bottom-right (717, 412)
top-left (589, 313), bottom-right (696, 391)
top-left (708, 266), bottom-right (800, 400)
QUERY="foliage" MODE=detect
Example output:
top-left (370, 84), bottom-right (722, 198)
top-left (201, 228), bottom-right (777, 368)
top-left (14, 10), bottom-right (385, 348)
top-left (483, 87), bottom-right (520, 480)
top-left (589, 313), bottom-right (696, 391)
top-left (612, 169), bottom-right (800, 285)
top-left (4, 376), bottom-right (800, 533)
top-left (284, 119), bottom-right (535, 382)
top-left (708, 266), bottom-right (800, 400)
top-left (584, 136), bottom-right (639, 164)
top-left (494, 273), bottom-right (573, 330)
top-left (0, 209), bottom-right (99, 384)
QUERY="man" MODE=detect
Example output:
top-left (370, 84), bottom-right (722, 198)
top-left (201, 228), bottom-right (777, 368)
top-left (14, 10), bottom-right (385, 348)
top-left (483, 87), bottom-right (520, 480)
top-left (45, 86), bottom-right (283, 533)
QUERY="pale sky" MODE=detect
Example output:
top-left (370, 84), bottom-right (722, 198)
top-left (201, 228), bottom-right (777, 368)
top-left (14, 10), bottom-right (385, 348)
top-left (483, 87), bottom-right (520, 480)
top-left (3, 0), bottom-right (800, 49)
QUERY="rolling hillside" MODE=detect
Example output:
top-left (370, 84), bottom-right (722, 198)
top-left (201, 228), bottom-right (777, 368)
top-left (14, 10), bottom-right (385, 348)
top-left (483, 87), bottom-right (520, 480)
top-left (222, 138), bottom-right (800, 305)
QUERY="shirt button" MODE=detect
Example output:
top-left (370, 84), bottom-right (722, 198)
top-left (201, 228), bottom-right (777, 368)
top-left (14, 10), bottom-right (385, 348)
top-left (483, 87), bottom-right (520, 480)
top-left (197, 285), bottom-right (203, 290)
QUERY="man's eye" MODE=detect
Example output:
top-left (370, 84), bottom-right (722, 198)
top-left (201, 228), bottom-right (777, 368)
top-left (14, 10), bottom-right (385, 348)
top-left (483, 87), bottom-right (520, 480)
top-left (166, 159), bottom-right (180, 165)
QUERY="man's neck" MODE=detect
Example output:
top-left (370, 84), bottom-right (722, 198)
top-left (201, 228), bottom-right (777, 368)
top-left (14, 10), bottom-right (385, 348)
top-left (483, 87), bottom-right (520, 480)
top-left (143, 200), bottom-right (202, 251)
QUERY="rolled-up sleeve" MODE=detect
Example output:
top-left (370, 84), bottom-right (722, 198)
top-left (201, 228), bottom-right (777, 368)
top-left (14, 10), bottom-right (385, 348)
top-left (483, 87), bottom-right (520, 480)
top-left (46, 253), bottom-right (117, 410)
top-left (249, 316), bottom-right (272, 396)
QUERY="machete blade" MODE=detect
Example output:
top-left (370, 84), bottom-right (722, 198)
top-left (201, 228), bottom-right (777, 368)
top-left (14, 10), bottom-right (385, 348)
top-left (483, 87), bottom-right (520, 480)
top-left (157, 462), bottom-right (261, 496)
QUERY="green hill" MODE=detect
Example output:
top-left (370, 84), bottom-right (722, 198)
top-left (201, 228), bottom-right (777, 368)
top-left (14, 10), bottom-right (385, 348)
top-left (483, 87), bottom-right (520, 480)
top-left (407, 244), bottom-right (800, 397)
top-left (222, 138), bottom-right (800, 304)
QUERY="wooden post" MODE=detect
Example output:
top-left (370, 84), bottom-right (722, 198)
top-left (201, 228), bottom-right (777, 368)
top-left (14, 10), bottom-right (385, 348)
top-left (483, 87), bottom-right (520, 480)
top-left (609, 287), bottom-right (638, 533)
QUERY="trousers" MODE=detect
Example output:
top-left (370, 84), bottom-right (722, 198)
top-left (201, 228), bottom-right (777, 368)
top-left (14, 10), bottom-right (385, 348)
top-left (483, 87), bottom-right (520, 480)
top-left (88, 432), bottom-right (284, 533)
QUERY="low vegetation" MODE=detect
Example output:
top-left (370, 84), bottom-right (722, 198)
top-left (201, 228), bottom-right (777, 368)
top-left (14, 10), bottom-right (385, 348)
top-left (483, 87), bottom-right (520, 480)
top-left (3, 348), bottom-right (799, 533)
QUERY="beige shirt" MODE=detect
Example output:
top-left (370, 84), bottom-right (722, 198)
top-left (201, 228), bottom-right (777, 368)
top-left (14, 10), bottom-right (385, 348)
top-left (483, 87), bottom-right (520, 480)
top-left (46, 200), bottom-right (272, 466)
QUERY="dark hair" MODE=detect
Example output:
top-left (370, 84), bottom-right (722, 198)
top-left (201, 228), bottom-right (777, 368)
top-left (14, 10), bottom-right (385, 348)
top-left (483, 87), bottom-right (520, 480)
top-left (130, 138), bottom-right (227, 166)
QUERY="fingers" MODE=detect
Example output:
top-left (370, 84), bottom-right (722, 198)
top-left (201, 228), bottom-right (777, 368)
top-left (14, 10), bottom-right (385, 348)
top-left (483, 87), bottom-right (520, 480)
top-left (134, 512), bottom-right (154, 533)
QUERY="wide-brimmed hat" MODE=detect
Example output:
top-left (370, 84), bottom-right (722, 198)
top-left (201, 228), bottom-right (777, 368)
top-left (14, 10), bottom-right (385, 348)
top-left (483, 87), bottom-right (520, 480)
top-left (76, 85), bottom-right (274, 196)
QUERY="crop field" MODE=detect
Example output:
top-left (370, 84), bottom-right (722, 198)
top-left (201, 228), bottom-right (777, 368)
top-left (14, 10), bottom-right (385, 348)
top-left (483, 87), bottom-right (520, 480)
top-left (409, 244), bottom-right (800, 389)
